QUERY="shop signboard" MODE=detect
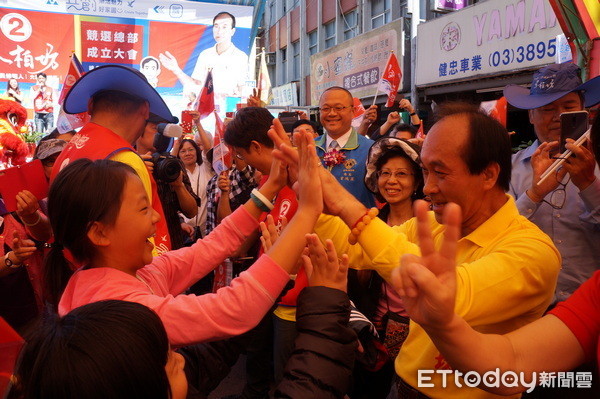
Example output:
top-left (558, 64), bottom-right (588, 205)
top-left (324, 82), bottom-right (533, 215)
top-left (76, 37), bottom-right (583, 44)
top-left (416, 0), bottom-right (564, 87)
top-left (310, 20), bottom-right (404, 106)
top-left (272, 82), bottom-right (298, 106)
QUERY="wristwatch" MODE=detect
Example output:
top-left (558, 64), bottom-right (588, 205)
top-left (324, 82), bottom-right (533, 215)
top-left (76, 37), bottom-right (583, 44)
top-left (4, 252), bottom-right (22, 268)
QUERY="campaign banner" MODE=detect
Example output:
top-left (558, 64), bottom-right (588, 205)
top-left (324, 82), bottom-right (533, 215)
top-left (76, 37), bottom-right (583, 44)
top-left (0, 9), bottom-right (74, 83)
top-left (0, 0), bottom-right (253, 123)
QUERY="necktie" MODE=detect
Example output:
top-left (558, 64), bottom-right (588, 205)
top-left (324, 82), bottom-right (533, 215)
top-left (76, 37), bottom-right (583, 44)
top-left (329, 140), bottom-right (340, 150)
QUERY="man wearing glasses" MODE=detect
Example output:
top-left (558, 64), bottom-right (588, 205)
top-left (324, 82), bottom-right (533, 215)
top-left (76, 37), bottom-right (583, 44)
top-left (316, 86), bottom-right (375, 207)
top-left (506, 63), bottom-right (600, 306)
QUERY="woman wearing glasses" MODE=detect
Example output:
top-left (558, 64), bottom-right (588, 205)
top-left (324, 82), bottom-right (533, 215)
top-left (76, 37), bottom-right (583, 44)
top-left (177, 112), bottom-right (214, 240)
top-left (352, 137), bottom-right (424, 398)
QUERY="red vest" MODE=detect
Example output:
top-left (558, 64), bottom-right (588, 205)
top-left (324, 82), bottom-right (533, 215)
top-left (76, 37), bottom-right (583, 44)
top-left (258, 177), bottom-right (304, 307)
top-left (51, 123), bottom-right (172, 253)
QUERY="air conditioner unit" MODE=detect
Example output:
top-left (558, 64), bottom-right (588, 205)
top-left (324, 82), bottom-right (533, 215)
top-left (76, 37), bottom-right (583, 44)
top-left (266, 52), bottom-right (276, 65)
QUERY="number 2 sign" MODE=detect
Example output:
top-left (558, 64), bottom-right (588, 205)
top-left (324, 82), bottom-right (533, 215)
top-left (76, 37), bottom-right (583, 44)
top-left (1, 13), bottom-right (32, 42)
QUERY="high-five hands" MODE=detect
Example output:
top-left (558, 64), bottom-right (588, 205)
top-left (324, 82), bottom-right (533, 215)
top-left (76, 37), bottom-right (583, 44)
top-left (302, 234), bottom-right (349, 292)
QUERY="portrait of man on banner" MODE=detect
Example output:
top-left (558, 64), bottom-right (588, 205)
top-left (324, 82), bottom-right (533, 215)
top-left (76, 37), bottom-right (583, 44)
top-left (159, 11), bottom-right (249, 114)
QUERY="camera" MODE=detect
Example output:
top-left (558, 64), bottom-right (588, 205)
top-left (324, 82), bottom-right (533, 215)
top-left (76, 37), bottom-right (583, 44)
top-left (150, 153), bottom-right (182, 183)
top-left (147, 121), bottom-right (184, 183)
top-left (278, 111), bottom-right (300, 133)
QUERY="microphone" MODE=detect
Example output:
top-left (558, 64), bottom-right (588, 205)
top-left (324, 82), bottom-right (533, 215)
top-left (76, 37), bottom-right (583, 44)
top-left (157, 123), bottom-right (183, 138)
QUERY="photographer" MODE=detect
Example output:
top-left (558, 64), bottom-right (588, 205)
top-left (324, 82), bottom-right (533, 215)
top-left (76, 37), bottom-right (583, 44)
top-left (137, 117), bottom-right (199, 249)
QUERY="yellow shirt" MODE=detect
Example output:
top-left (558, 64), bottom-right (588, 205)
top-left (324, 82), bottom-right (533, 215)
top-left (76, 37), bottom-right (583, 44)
top-left (315, 195), bottom-right (560, 398)
top-left (111, 151), bottom-right (159, 256)
top-left (112, 151), bottom-right (152, 199)
top-left (273, 305), bottom-right (296, 321)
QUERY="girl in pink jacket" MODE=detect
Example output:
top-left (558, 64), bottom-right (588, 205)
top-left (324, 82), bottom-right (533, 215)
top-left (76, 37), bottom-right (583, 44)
top-left (44, 132), bottom-right (323, 346)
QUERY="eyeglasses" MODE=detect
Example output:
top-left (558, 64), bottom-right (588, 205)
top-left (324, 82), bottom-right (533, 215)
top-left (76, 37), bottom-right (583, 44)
top-left (318, 105), bottom-right (353, 114)
top-left (234, 152), bottom-right (244, 161)
top-left (542, 175), bottom-right (570, 209)
top-left (377, 170), bottom-right (413, 180)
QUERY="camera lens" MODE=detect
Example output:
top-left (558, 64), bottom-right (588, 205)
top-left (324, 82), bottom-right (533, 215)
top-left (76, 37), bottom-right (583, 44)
top-left (153, 155), bottom-right (182, 183)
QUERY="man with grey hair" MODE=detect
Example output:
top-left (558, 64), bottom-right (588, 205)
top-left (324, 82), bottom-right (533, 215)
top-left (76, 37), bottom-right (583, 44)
top-left (505, 62), bottom-right (600, 305)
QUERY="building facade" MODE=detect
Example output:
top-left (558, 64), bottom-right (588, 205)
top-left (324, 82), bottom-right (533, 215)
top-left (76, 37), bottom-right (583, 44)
top-left (261, 0), bottom-right (482, 108)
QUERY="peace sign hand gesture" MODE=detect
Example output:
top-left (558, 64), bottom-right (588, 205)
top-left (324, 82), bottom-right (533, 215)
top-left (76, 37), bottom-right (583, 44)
top-left (391, 200), bottom-right (461, 330)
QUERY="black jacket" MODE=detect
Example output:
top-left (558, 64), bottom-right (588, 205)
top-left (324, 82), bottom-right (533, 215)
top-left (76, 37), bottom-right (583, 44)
top-left (275, 286), bottom-right (357, 398)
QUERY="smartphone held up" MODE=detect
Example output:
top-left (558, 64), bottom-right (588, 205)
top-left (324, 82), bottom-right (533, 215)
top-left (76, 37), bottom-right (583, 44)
top-left (557, 110), bottom-right (589, 155)
top-left (539, 111), bottom-right (591, 185)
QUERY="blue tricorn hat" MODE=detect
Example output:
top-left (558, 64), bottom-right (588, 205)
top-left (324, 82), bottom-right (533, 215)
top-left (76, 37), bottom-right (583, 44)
top-left (63, 64), bottom-right (177, 123)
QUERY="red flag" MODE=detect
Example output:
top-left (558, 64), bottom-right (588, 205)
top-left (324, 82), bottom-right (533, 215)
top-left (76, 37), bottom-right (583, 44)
top-left (257, 50), bottom-right (272, 105)
top-left (58, 53), bottom-right (84, 105)
top-left (416, 123), bottom-right (425, 139)
top-left (196, 70), bottom-right (215, 119)
top-left (212, 111), bottom-right (232, 174)
top-left (56, 53), bottom-right (89, 133)
top-left (480, 97), bottom-right (508, 127)
top-left (351, 97), bottom-right (366, 128)
top-left (378, 53), bottom-right (402, 108)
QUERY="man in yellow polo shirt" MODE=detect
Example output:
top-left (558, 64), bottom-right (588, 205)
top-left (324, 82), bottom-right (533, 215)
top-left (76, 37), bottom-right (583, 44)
top-left (312, 103), bottom-right (560, 398)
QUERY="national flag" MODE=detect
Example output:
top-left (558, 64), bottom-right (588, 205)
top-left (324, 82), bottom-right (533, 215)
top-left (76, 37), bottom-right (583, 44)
top-left (377, 53), bottom-right (402, 108)
top-left (257, 50), bottom-right (272, 105)
top-left (480, 97), bottom-right (508, 127)
top-left (56, 53), bottom-right (89, 133)
top-left (57, 53), bottom-right (83, 105)
top-left (351, 97), bottom-right (366, 129)
top-left (196, 70), bottom-right (215, 119)
top-left (211, 111), bottom-right (232, 174)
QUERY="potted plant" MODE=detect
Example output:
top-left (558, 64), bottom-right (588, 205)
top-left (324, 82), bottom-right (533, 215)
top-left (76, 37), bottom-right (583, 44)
top-left (20, 121), bottom-right (43, 158)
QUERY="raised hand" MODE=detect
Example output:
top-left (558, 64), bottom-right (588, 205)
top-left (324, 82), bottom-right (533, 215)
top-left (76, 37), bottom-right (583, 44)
top-left (529, 141), bottom-right (566, 202)
top-left (387, 111), bottom-right (401, 125)
top-left (269, 118), bottom-right (300, 183)
top-left (259, 214), bottom-right (287, 252)
top-left (158, 51), bottom-right (180, 72)
top-left (217, 171), bottom-right (231, 193)
top-left (12, 231), bottom-right (37, 264)
top-left (295, 130), bottom-right (323, 217)
top-left (390, 200), bottom-right (461, 329)
top-left (140, 151), bottom-right (154, 173)
top-left (264, 153), bottom-right (289, 194)
top-left (268, 118), bottom-right (295, 154)
top-left (564, 138), bottom-right (596, 190)
top-left (399, 99), bottom-right (415, 114)
top-left (363, 105), bottom-right (378, 124)
top-left (15, 190), bottom-right (40, 219)
top-left (302, 234), bottom-right (349, 292)
top-left (247, 88), bottom-right (262, 107)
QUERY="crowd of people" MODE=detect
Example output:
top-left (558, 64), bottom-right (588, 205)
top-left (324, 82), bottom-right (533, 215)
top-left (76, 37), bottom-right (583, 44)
top-left (1, 61), bottom-right (600, 399)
